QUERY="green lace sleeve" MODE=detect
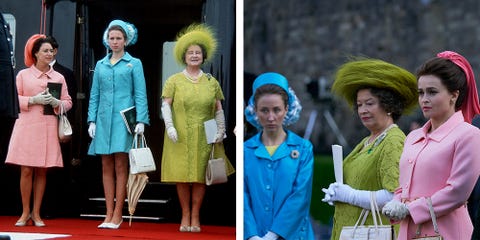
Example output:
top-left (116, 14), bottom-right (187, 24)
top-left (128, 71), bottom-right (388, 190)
top-left (376, 127), bottom-right (405, 192)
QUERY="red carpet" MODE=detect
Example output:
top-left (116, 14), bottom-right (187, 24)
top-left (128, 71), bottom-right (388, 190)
top-left (0, 216), bottom-right (236, 240)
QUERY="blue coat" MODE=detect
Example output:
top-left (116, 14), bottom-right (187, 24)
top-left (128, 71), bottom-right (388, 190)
top-left (244, 130), bottom-right (314, 240)
top-left (87, 52), bottom-right (149, 155)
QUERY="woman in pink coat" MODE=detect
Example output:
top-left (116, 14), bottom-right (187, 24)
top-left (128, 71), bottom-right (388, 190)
top-left (5, 34), bottom-right (72, 227)
top-left (382, 51), bottom-right (480, 239)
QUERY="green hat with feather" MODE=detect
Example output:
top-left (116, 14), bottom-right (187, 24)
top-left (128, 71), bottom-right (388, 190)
top-left (332, 58), bottom-right (418, 113)
top-left (174, 23), bottom-right (217, 66)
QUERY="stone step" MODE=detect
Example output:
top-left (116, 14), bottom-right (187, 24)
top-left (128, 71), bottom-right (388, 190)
top-left (79, 182), bottom-right (178, 222)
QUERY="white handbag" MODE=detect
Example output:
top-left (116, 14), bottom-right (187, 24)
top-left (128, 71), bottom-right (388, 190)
top-left (129, 133), bottom-right (156, 174)
top-left (205, 144), bottom-right (228, 185)
top-left (58, 102), bottom-right (72, 143)
top-left (339, 192), bottom-right (395, 240)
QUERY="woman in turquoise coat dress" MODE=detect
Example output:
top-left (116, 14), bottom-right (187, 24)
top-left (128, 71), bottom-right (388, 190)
top-left (87, 20), bottom-right (149, 229)
top-left (244, 72), bottom-right (314, 240)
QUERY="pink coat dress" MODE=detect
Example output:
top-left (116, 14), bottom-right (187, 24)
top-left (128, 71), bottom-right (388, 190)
top-left (394, 111), bottom-right (480, 240)
top-left (5, 66), bottom-right (72, 168)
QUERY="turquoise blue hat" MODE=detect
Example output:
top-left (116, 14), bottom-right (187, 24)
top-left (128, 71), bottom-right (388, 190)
top-left (245, 72), bottom-right (302, 128)
top-left (102, 19), bottom-right (138, 48)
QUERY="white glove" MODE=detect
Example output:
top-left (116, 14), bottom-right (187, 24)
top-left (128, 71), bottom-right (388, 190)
top-left (321, 185), bottom-right (336, 206)
top-left (248, 236), bottom-right (262, 240)
top-left (88, 122), bottom-right (96, 138)
top-left (29, 91), bottom-right (52, 105)
top-left (322, 183), bottom-right (393, 209)
top-left (262, 231), bottom-right (279, 240)
top-left (382, 199), bottom-right (409, 221)
top-left (161, 101), bottom-right (178, 142)
top-left (49, 97), bottom-right (60, 108)
top-left (322, 182), bottom-right (367, 207)
top-left (214, 109), bottom-right (226, 143)
top-left (322, 182), bottom-right (393, 209)
top-left (166, 127), bottom-right (178, 142)
top-left (134, 123), bottom-right (145, 134)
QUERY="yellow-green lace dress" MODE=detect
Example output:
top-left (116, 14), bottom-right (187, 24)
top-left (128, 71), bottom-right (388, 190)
top-left (160, 72), bottom-right (234, 183)
top-left (330, 125), bottom-right (404, 239)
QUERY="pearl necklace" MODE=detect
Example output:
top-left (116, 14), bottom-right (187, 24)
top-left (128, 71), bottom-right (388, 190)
top-left (183, 69), bottom-right (203, 82)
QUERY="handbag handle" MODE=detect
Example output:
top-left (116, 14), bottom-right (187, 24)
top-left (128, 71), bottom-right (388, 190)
top-left (415, 197), bottom-right (440, 236)
top-left (210, 143), bottom-right (215, 159)
top-left (369, 191), bottom-right (384, 227)
top-left (352, 192), bottom-right (383, 231)
top-left (59, 101), bottom-right (66, 116)
top-left (131, 133), bottom-right (148, 149)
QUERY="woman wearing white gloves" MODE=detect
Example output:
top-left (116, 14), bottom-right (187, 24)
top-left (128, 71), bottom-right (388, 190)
top-left (160, 23), bottom-right (234, 233)
top-left (382, 51), bottom-right (480, 239)
top-left (87, 20), bottom-right (149, 229)
top-left (322, 58), bottom-right (417, 239)
top-left (6, 34), bottom-right (72, 227)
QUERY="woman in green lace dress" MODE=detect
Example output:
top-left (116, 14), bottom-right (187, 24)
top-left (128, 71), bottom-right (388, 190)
top-left (321, 58), bottom-right (417, 239)
top-left (160, 23), bottom-right (234, 233)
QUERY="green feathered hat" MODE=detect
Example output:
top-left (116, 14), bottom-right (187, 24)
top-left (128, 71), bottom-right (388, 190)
top-left (174, 23), bottom-right (217, 66)
top-left (332, 58), bottom-right (418, 113)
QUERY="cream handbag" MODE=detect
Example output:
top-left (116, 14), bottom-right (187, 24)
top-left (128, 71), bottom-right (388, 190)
top-left (205, 144), bottom-right (228, 185)
top-left (58, 102), bottom-right (72, 143)
top-left (339, 192), bottom-right (395, 240)
top-left (412, 198), bottom-right (443, 240)
top-left (129, 133), bottom-right (156, 174)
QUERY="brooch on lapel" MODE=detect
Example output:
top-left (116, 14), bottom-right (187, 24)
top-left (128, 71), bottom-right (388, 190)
top-left (291, 150), bottom-right (299, 159)
top-left (126, 63), bottom-right (133, 68)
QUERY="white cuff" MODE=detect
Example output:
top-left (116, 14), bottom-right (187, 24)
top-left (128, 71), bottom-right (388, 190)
top-left (263, 231), bottom-right (279, 240)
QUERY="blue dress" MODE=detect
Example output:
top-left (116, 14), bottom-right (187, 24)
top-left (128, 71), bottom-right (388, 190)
top-left (244, 130), bottom-right (315, 240)
top-left (87, 52), bottom-right (149, 155)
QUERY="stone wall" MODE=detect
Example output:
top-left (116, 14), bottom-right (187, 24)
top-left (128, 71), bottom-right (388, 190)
top-left (244, 0), bottom-right (480, 152)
